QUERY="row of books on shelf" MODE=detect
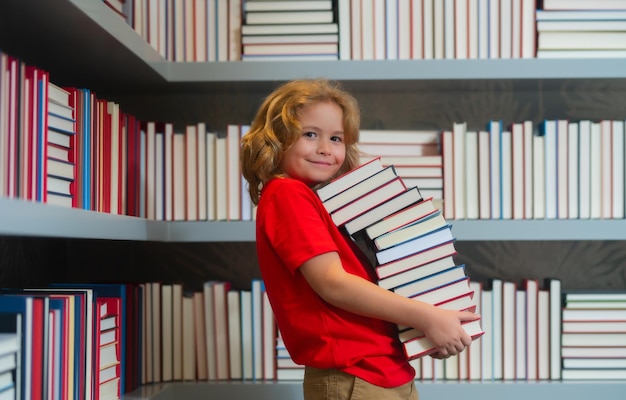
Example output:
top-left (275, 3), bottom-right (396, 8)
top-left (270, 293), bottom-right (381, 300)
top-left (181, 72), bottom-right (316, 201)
top-left (0, 284), bottom-right (125, 400)
top-left (117, 0), bottom-right (626, 62)
top-left (2, 276), bottom-right (623, 400)
top-left (7, 48), bottom-right (626, 223)
top-left (443, 119), bottom-right (626, 221)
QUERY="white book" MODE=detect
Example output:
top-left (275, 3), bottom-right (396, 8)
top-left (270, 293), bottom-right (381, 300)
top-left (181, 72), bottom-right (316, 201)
top-left (532, 133), bottom-right (545, 219)
top-left (433, 0), bottom-right (445, 59)
top-left (524, 279), bottom-right (539, 380)
top-left (246, 10), bottom-right (334, 24)
top-left (240, 291), bottom-right (253, 380)
top-left (515, 289), bottom-right (526, 380)
top-left (197, 123), bottom-right (208, 220)
top-left (500, 0), bottom-right (512, 57)
top-left (386, 0), bottom-right (398, 59)
top-left (465, 130), bottom-right (479, 219)
top-left (478, 130), bottom-right (491, 219)
top-left (468, 0), bottom-right (478, 59)
top-left (523, 121), bottom-right (534, 219)
top-left (359, 129), bottom-right (439, 144)
top-left (172, 132), bottom-right (186, 221)
top-left (360, 0), bottom-right (374, 60)
top-left (250, 280), bottom-right (264, 380)
top-left (488, 0), bottom-right (500, 58)
top-left (171, 284), bottom-right (183, 380)
top-left (185, 125), bottom-right (198, 221)
top-left (543, 120), bottom-right (558, 219)
top-left (488, 121), bottom-right (501, 219)
top-left (203, 281), bottom-right (217, 380)
top-left (443, 0), bottom-right (455, 59)
top-left (480, 288), bottom-right (493, 380)
top-left (182, 294), bottom-right (196, 380)
top-left (548, 279), bottom-right (562, 380)
top-left (454, 0), bottom-right (467, 59)
top-left (441, 130), bottom-right (455, 219)
top-left (512, 0), bottom-right (521, 58)
top-left (500, 130), bottom-right (512, 220)
top-left (537, 290), bottom-right (550, 380)
top-left (338, 0), bottom-right (351, 60)
top-left (477, 0), bottom-right (489, 59)
top-left (468, 281), bottom-right (483, 380)
top-left (521, 0), bottom-right (536, 58)
top-left (578, 120), bottom-right (591, 219)
top-left (511, 123), bottom-right (524, 219)
top-left (164, 123), bottom-right (174, 221)
top-left (206, 131), bottom-right (217, 220)
top-left (261, 291), bottom-right (276, 380)
top-left (501, 281), bottom-right (516, 380)
top-left (600, 120), bottom-right (613, 219)
top-left (423, 0), bottom-right (434, 59)
top-left (567, 122), bottom-right (579, 219)
top-left (411, 0), bottom-right (424, 59)
top-left (227, 290), bottom-right (242, 379)
top-left (590, 122), bottom-right (602, 219)
top-left (557, 119), bottom-right (569, 219)
top-left (215, 136), bottom-right (228, 220)
top-left (323, 166), bottom-right (398, 213)
top-left (397, 0), bottom-right (411, 59)
top-left (317, 157), bottom-right (384, 202)
top-left (491, 279), bottom-right (503, 380)
top-left (376, 226), bottom-right (454, 265)
top-left (453, 122), bottom-right (466, 219)
top-left (226, 124), bottom-right (242, 221)
top-left (612, 120), bottom-right (625, 219)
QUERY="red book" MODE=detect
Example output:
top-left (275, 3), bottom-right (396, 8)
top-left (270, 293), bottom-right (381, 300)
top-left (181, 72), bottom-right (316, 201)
top-left (31, 297), bottom-right (45, 400)
top-left (125, 115), bottom-right (140, 217)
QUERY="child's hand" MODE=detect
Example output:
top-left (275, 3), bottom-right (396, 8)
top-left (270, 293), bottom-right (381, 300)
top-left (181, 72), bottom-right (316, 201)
top-left (421, 308), bottom-right (479, 358)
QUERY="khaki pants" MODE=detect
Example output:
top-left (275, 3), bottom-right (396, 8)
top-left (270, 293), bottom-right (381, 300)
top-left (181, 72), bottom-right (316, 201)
top-left (303, 366), bottom-right (419, 400)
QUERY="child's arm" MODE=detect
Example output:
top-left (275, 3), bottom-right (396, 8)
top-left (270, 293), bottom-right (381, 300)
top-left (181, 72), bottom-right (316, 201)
top-left (300, 251), bottom-right (478, 357)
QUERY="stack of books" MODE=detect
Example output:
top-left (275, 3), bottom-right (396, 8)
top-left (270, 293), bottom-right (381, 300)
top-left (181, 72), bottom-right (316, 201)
top-left (240, 0), bottom-right (339, 61)
top-left (560, 291), bottom-right (626, 380)
top-left (317, 157), bottom-right (483, 360)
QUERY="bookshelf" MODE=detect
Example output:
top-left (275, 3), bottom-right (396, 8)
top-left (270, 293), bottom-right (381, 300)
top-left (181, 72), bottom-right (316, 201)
top-left (1, 1), bottom-right (626, 399)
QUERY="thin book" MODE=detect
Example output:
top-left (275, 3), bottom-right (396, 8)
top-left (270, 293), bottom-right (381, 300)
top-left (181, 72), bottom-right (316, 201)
top-left (365, 197), bottom-right (437, 239)
top-left (316, 157), bottom-right (384, 202)
top-left (373, 210), bottom-right (447, 250)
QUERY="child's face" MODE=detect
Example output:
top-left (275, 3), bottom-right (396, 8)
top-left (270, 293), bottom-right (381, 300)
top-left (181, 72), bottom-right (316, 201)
top-left (280, 101), bottom-right (346, 187)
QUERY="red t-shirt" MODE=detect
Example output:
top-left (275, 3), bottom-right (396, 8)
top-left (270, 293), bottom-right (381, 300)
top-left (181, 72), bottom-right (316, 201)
top-left (255, 177), bottom-right (415, 388)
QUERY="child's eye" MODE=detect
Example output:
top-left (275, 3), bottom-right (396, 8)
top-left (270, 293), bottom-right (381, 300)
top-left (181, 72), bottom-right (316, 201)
top-left (331, 136), bottom-right (343, 143)
top-left (304, 131), bottom-right (317, 138)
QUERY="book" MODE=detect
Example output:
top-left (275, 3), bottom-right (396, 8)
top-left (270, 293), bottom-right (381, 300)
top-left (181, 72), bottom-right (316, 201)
top-left (373, 210), bottom-right (447, 250)
top-left (243, 1), bottom-right (332, 11)
top-left (375, 226), bottom-right (455, 265)
top-left (343, 186), bottom-right (424, 236)
top-left (330, 177), bottom-right (407, 227)
top-left (402, 319), bottom-right (484, 360)
top-left (378, 256), bottom-right (457, 290)
top-left (245, 10), bottom-right (334, 24)
top-left (316, 157), bottom-right (384, 202)
top-left (393, 264), bottom-right (469, 298)
top-left (375, 241), bottom-right (458, 280)
top-left (323, 166), bottom-right (398, 213)
top-left (364, 197), bottom-right (438, 240)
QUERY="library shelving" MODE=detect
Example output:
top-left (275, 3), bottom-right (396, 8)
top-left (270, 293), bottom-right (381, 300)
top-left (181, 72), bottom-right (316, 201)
top-left (1, 1), bottom-right (626, 400)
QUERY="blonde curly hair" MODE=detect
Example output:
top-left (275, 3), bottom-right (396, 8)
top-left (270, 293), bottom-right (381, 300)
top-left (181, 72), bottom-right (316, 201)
top-left (240, 79), bottom-right (361, 205)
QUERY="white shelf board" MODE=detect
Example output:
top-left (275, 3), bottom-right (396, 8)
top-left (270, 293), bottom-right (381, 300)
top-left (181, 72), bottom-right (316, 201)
top-left (122, 381), bottom-right (626, 400)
